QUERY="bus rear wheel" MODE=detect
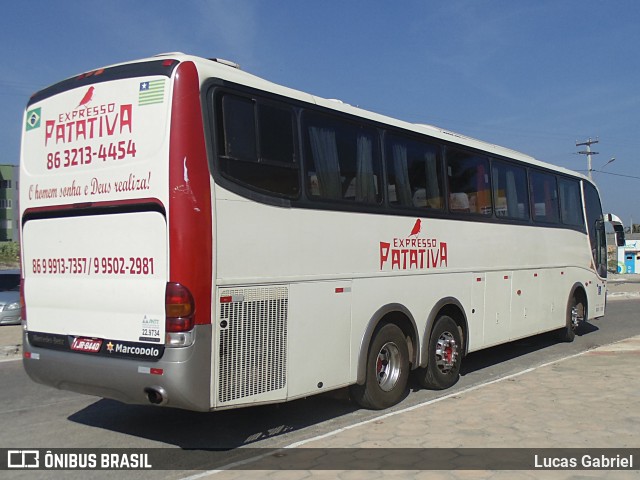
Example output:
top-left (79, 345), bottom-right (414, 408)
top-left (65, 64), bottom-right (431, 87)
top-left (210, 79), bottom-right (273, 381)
top-left (350, 323), bottom-right (409, 410)
top-left (418, 315), bottom-right (462, 390)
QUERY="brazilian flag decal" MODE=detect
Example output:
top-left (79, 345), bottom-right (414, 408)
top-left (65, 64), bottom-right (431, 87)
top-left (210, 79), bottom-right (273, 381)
top-left (26, 108), bottom-right (41, 131)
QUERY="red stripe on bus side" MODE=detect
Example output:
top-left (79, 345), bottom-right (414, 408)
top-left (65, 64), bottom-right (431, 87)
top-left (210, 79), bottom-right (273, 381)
top-left (169, 61), bottom-right (213, 326)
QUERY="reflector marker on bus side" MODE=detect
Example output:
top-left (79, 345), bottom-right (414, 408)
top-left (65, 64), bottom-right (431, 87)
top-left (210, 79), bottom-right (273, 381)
top-left (220, 295), bottom-right (245, 304)
top-left (138, 366), bottom-right (164, 375)
top-left (334, 287), bottom-right (352, 294)
top-left (24, 352), bottom-right (40, 360)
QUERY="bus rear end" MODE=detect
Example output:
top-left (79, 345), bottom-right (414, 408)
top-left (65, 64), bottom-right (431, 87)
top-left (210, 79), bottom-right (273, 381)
top-left (20, 55), bottom-right (213, 411)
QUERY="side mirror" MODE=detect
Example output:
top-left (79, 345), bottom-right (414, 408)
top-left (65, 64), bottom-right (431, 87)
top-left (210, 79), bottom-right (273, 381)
top-left (614, 225), bottom-right (626, 247)
top-left (604, 214), bottom-right (626, 247)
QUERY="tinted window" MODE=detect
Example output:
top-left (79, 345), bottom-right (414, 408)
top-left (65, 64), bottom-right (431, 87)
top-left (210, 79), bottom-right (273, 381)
top-left (216, 93), bottom-right (299, 198)
top-left (385, 134), bottom-right (443, 210)
top-left (491, 161), bottom-right (529, 220)
top-left (259, 104), bottom-right (295, 164)
top-left (530, 171), bottom-right (559, 223)
top-left (558, 177), bottom-right (584, 227)
top-left (222, 95), bottom-right (256, 160)
top-left (446, 149), bottom-right (491, 215)
top-left (303, 112), bottom-right (381, 204)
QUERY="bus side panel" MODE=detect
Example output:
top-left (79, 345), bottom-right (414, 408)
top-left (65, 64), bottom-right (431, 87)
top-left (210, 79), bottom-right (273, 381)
top-left (286, 281), bottom-right (352, 399)
top-left (470, 272), bottom-right (486, 349)
top-left (587, 277), bottom-right (606, 319)
top-left (482, 271), bottom-right (512, 347)
top-left (510, 269), bottom-right (542, 339)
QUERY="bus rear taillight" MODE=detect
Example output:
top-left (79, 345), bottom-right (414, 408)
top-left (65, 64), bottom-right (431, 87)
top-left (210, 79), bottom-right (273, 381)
top-left (20, 278), bottom-right (26, 323)
top-left (165, 283), bottom-right (195, 347)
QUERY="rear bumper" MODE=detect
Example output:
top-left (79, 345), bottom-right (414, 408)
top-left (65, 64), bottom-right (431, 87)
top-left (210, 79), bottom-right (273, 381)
top-left (23, 324), bottom-right (213, 412)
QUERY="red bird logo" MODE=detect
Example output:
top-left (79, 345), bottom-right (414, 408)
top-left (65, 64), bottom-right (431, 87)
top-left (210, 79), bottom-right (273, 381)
top-left (409, 219), bottom-right (421, 237)
top-left (76, 86), bottom-right (95, 109)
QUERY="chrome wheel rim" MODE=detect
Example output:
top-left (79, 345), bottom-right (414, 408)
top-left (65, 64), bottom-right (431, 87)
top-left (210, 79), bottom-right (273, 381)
top-left (376, 341), bottom-right (401, 392)
top-left (570, 304), bottom-right (583, 330)
top-left (435, 331), bottom-right (458, 374)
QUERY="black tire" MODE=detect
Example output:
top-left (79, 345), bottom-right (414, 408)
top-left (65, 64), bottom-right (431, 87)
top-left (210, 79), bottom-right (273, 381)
top-left (349, 323), bottom-right (409, 410)
top-left (558, 294), bottom-right (584, 342)
top-left (418, 315), bottom-right (462, 390)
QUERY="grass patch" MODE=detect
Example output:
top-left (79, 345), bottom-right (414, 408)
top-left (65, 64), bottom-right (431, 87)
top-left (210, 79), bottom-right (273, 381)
top-left (0, 242), bottom-right (20, 269)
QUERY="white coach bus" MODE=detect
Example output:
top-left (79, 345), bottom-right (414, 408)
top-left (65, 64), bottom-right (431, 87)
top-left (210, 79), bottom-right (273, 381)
top-left (20, 53), bottom-right (607, 411)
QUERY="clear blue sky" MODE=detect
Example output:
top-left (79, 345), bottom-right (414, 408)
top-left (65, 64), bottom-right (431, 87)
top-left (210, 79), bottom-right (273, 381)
top-left (3, 1), bottom-right (640, 226)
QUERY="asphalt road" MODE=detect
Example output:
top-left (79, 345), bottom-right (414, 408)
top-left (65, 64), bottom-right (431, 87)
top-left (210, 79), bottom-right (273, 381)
top-left (1, 299), bottom-right (638, 479)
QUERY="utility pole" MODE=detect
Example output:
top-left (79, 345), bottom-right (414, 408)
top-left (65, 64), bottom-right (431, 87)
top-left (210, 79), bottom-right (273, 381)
top-left (576, 137), bottom-right (599, 180)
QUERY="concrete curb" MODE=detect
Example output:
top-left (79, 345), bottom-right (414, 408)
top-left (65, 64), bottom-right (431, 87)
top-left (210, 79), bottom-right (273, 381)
top-left (607, 291), bottom-right (640, 300)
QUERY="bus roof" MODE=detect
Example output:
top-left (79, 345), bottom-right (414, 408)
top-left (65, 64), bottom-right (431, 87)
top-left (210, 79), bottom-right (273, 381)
top-left (33, 52), bottom-right (591, 184)
top-left (184, 54), bottom-right (588, 183)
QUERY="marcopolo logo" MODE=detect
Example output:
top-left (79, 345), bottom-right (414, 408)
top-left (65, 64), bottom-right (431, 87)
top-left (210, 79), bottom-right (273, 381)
top-left (379, 219), bottom-right (448, 271)
top-left (105, 341), bottom-right (161, 359)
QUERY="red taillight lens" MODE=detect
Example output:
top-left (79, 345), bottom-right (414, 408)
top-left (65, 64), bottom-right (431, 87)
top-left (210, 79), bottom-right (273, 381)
top-left (20, 278), bottom-right (26, 321)
top-left (165, 282), bottom-right (195, 332)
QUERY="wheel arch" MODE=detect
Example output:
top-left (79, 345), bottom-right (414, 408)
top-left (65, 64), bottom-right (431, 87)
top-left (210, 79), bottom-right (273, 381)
top-left (419, 297), bottom-right (469, 368)
top-left (355, 303), bottom-right (419, 385)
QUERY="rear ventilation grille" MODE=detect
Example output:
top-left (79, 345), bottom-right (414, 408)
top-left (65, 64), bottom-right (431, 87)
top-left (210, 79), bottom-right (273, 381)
top-left (218, 286), bottom-right (288, 403)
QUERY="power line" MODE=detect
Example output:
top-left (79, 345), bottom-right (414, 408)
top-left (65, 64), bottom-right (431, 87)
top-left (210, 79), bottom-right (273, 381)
top-left (591, 169), bottom-right (640, 180)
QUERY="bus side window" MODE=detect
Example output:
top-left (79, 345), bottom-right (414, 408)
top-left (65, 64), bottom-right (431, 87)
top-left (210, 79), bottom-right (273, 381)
top-left (558, 177), bottom-right (584, 227)
top-left (446, 149), bottom-right (491, 215)
top-left (217, 93), bottom-right (300, 198)
top-left (303, 112), bottom-right (381, 204)
top-left (385, 134), bottom-right (444, 210)
top-left (530, 170), bottom-right (560, 223)
top-left (222, 95), bottom-right (257, 160)
top-left (491, 161), bottom-right (529, 220)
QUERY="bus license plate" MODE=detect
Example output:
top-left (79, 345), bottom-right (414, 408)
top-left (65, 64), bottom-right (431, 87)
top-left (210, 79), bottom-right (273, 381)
top-left (70, 337), bottom-right (103, 353)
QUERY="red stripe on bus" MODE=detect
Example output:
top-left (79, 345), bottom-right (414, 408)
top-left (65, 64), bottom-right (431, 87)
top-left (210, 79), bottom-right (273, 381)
top-left (169, 61), bottom-right (213, 326)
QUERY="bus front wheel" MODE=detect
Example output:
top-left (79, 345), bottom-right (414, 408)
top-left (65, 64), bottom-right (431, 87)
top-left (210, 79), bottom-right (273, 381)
top-left (418, 315), bottom-right (462, 390)
top-left (559, 294), bottom-right (584, 342)
top-left (350, 323), bottom-right (409, 410)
